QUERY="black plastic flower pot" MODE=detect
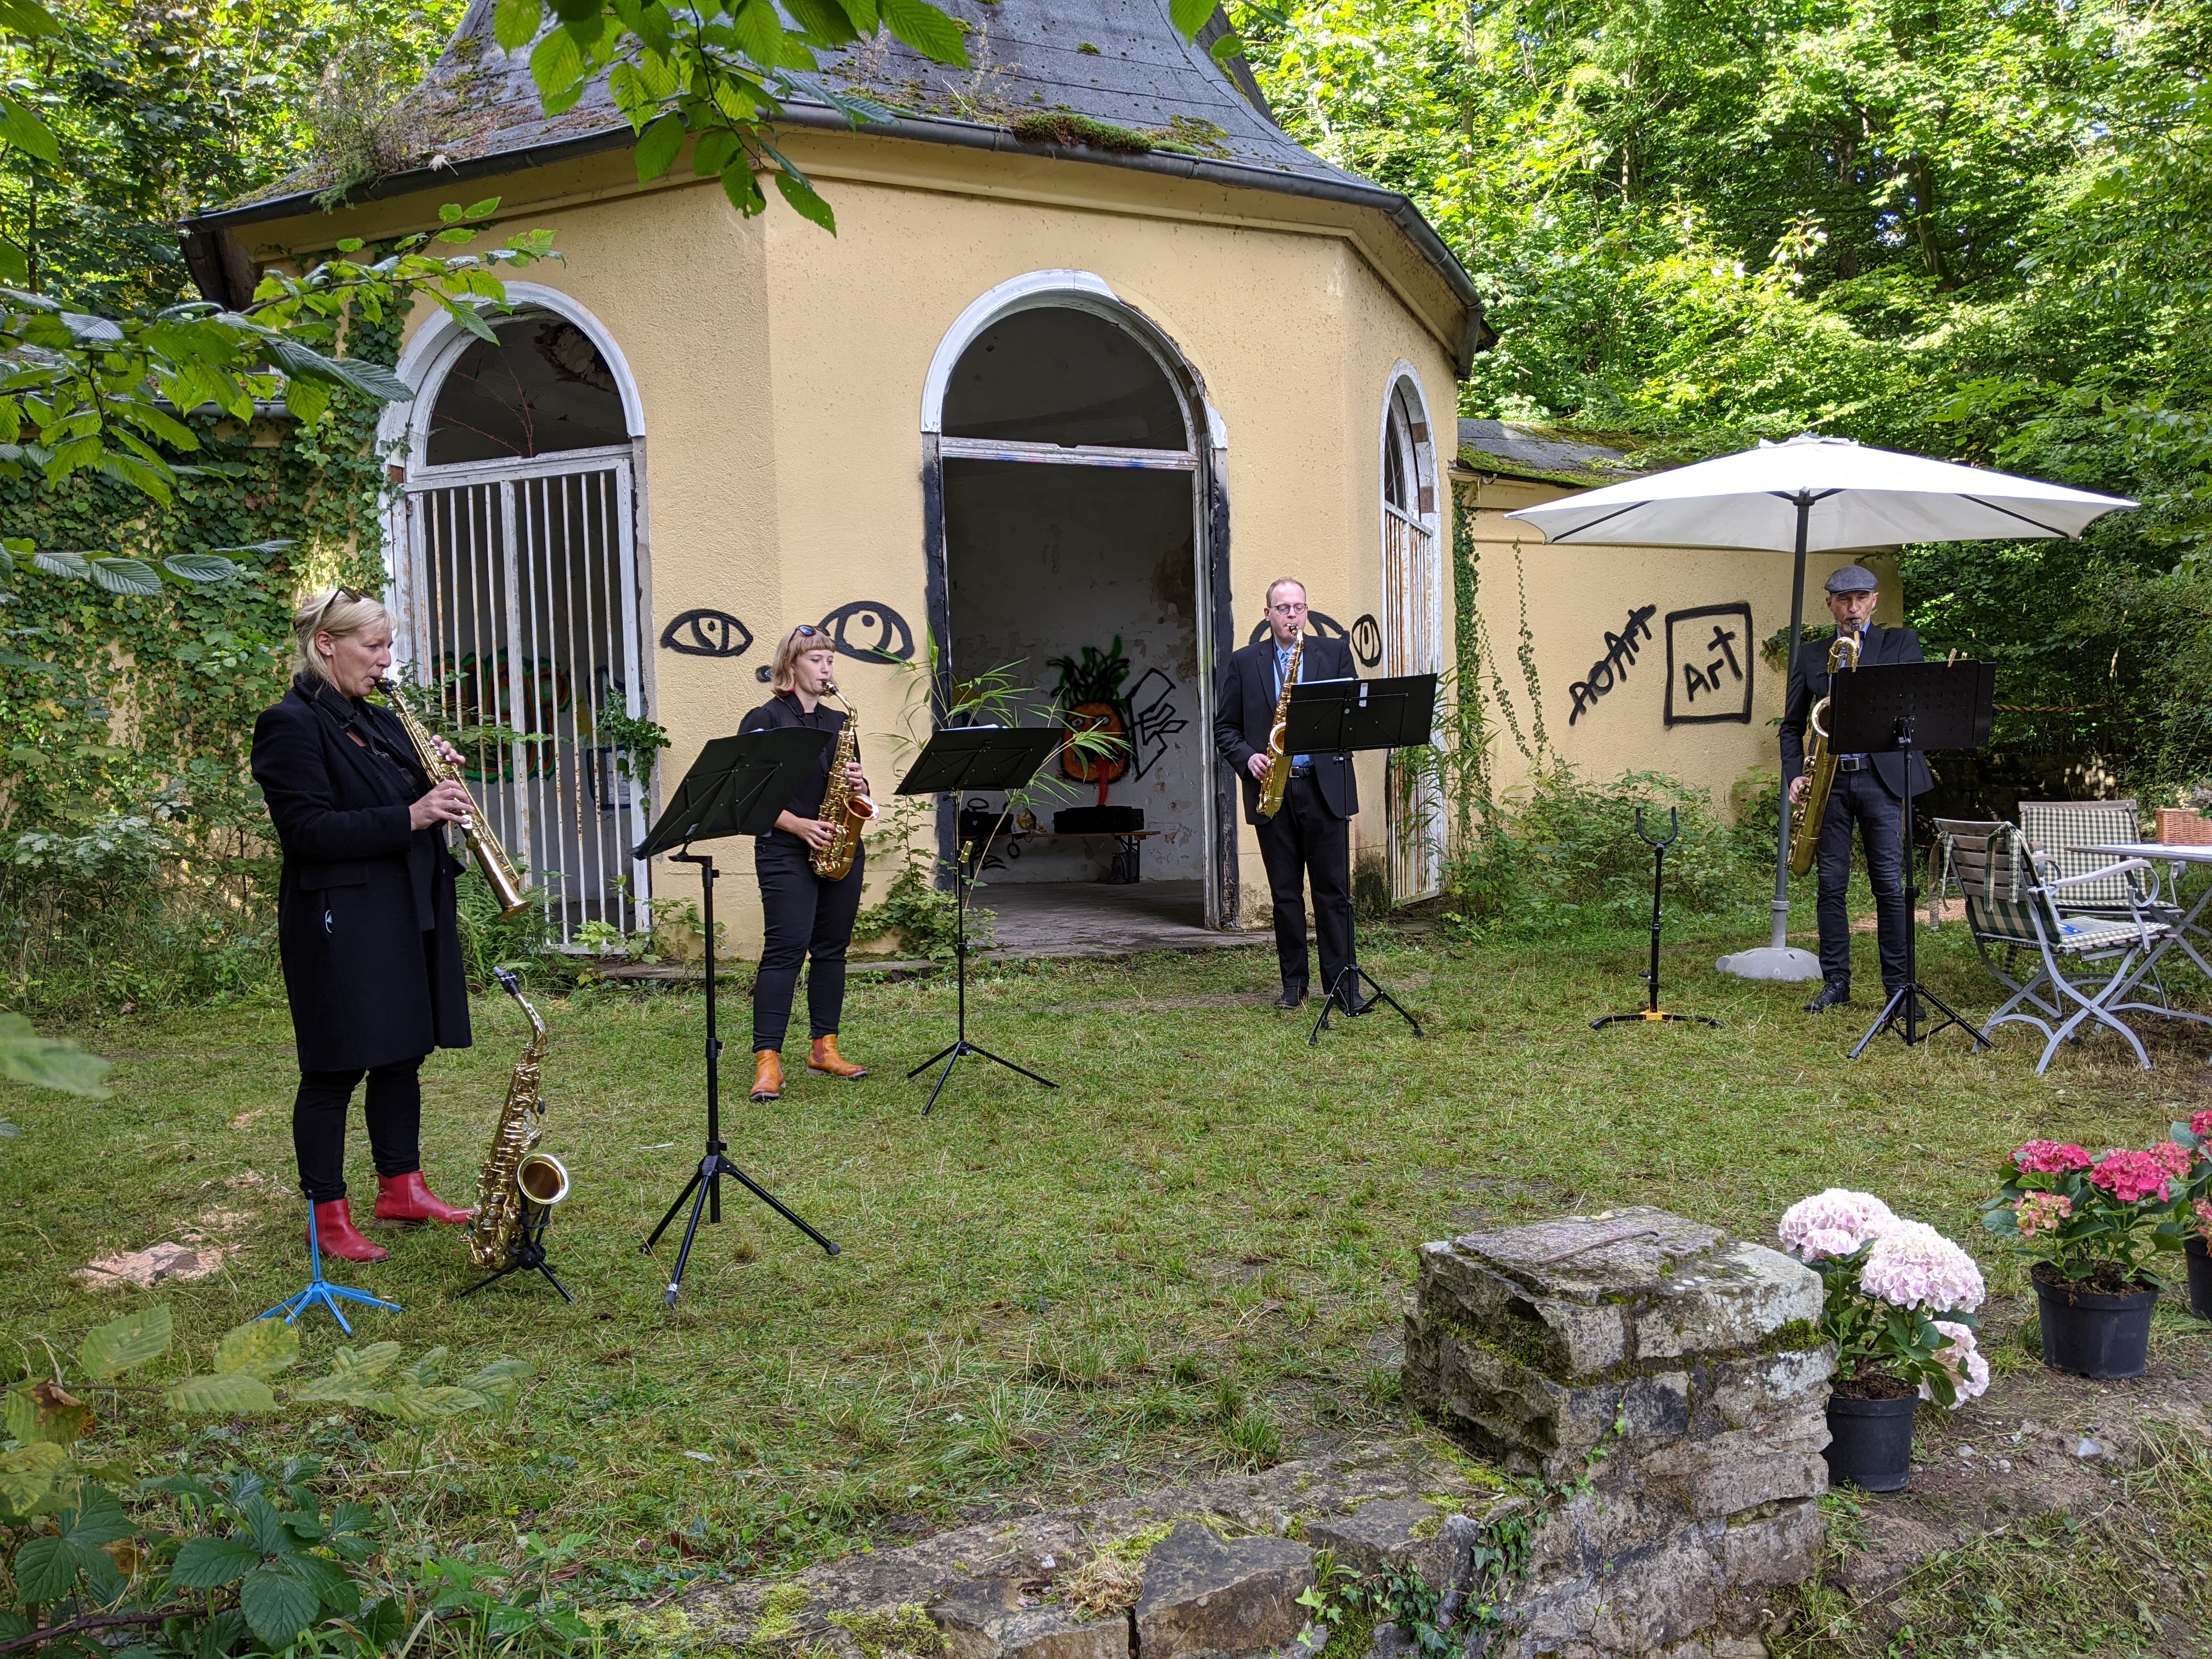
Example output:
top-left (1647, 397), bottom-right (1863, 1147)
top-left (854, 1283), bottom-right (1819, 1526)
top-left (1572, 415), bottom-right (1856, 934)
top-left (2187, 1239), bottom-right (2211, 1322)
top-left (2034, 1276), bottom-right (2158, 1378)
top-left (1824, 1393), bottom-right (1918, 1492)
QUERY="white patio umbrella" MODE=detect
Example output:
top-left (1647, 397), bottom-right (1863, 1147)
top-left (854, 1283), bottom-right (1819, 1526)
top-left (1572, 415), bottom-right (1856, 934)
top-left (1504, 433), bottom-right (2137, 982)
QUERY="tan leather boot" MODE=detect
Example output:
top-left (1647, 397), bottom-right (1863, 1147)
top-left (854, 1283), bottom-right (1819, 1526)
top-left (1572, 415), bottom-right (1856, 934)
top-left (808, 1035), bottom-right (868, 1079)
top-left (750, 1049), bottom-right (783, 1101)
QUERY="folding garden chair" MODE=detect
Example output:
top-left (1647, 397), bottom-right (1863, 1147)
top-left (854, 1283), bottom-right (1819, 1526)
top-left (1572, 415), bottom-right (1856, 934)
top-left (1935, 817), bottom-right (2204, 1073)
top-left (2018, 799), bottom-right (2162, 919)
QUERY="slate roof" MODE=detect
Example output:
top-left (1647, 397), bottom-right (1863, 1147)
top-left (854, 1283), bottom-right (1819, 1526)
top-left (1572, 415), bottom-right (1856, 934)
top-left (190, 0), bottom-right (1481, 363)
top-left (1454, 419), bottom-right (1646, 488)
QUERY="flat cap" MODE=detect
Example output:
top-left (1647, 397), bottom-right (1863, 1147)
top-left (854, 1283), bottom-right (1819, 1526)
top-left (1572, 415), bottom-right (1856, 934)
top-left (1824, 563), bottom-right (1880, 594)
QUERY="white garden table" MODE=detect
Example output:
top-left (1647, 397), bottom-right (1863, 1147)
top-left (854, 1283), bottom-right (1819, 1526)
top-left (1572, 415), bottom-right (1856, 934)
top-left (2083, 840), bottom-right (2212, 988)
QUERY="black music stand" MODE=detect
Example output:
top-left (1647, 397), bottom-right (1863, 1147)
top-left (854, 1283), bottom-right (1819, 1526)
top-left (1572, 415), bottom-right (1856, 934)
top-left (1822, 660), bottom-right (1997, 1058)
top-left (896, 727), bottom-right (1064, 1114)
top-left (1590, 808), bottom-right (1720, 1030)
top-left (634, 728), bottom-right (843, 1307)
top-left (1279, 674), bottom-right (1436, 1045)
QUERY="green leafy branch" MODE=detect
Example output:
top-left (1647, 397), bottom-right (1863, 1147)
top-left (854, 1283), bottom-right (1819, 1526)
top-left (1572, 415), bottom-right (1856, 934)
top-left (0, 1013), bottom-right (109, 1096)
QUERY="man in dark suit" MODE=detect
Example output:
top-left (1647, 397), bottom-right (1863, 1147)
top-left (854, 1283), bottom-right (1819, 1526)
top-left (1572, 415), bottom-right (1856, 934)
top-left (1780, 563), bottom-right (1931, 1013)
top-left (1215, 578), bottom-right (1362, 1010)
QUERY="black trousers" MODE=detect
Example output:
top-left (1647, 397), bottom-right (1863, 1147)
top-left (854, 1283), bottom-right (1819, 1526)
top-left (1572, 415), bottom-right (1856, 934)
top-left (1816, 767), bottom-right (1909, 991)
top-left (1254, 773), bottom-right (1354, 995)
top-left (753, 839), bottom-right (865, 1051)
top-left (294, 1056), bottom-right (424, 1204)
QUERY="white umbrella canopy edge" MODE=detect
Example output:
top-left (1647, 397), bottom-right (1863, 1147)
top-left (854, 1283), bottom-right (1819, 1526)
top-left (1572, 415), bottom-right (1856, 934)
top-left (1489, 433), bottom-right (2139, 984)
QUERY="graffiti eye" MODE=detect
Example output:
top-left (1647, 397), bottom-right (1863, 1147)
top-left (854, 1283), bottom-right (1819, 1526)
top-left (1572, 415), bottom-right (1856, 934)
top-left (817, 600), bottom-right (916, 663)
top-left (660, 608), bottom-right (754, 658)
top-left (1350, 614), bottom-right (1383, 668)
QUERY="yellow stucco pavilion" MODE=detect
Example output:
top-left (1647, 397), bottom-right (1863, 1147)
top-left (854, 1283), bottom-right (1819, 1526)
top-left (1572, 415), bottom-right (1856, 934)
top-left (183, 0), bottom-right (1886, 956)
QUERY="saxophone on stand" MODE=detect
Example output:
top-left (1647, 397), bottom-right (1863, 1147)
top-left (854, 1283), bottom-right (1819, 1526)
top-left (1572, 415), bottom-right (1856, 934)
top-left (811, 682), bottom-right (876, 881)
top-left (1256, 625), bottom-right (1305, 822)
top-left (1786, 630), bottom-right (1862, 877)
top-left (461, 968), bottom-right (572, 1296)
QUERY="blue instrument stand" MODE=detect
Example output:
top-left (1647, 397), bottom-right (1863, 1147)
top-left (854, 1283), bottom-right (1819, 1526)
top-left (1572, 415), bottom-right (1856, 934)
top-left (259, 1203), bottom-right (403, 1333)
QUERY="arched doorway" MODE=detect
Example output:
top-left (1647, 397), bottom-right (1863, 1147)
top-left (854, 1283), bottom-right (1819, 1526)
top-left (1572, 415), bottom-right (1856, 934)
top-left (1381, 371), bottom-right (1444, 902)
top-left (922, 278), bottom-right (1236, 927)
top-left (385, 298), bottom-right (653, 944)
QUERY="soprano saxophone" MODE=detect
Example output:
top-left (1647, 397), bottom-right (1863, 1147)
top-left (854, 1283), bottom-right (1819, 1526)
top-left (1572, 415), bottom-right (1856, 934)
top-left (810, 683), bottom-right (876, 881)
top-left (1256, 625), bottom-right (1304, 822)
top-left (466, 967), bottom-right (569, 1271)
top-left (1786, 629), bottom-right (1862, 877)
top-left (376, 676), bottom-right (532, 919)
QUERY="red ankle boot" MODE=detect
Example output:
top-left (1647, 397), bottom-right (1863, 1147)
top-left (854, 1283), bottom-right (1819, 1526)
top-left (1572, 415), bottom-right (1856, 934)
top-left (312, 1198), bottom-right (388, 1263)
top-left (373, 1171), bottom-right (475, 1226)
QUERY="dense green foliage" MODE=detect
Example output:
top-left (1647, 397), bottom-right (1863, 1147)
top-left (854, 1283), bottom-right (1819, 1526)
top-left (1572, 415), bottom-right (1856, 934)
top-left (1237, 0), bottom-right (2212, 799)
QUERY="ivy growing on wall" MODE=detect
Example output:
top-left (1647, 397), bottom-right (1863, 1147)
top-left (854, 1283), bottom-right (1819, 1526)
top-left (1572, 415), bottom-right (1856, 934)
top-left (0, 317), bottom-right (397, 1017)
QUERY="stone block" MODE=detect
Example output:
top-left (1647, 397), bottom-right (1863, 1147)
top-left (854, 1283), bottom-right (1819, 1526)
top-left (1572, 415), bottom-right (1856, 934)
top-left (1695, 1348), bottom-right (1834, 1435)
top-left (1133, 1523), bottom-right (1314, 1659)
top-left (930, 1579), bottom-right (1128, 1659)
top-left (1720, 1498), bottom-right (1824, 1587)
top-left (1513, 1526), bottom-right (1721, 1656)
top-left (1629, 1242), bottom-right (1823, 1364)
top-left (1301, 1498), bottom-right (1474, 1596)
top-left (1637, 1421), bottom-right (1829, 1517)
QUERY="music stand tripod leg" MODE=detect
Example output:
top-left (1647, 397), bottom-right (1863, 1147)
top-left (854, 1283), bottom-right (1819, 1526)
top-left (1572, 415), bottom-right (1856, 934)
top-left (1311, 966), bottom-right (1424, 1045)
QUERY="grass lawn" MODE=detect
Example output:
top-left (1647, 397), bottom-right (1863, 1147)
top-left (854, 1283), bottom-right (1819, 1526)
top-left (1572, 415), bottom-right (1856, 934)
top-left (3, 913), bottom-right (2209, 1655)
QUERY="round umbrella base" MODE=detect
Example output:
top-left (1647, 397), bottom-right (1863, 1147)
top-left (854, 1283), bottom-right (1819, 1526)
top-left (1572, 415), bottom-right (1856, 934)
top-left (1716, 945), bottom-right (1823, 982)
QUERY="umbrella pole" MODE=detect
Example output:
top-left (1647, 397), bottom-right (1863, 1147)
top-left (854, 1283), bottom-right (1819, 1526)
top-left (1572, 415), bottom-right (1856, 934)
top-left (1770, 504), bottom-right (1809, 950)
top-left (1717, 494), bottom-right (1823, 981)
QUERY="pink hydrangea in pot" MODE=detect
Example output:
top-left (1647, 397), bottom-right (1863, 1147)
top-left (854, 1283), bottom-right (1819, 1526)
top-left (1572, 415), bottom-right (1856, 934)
top-left (1778, 1190), bottom-right (1988, 1493)
top-left (2171, 1109), bottom-right (2212, 1321)
top-left (1984, 1133), bottom-right (2194, 1378)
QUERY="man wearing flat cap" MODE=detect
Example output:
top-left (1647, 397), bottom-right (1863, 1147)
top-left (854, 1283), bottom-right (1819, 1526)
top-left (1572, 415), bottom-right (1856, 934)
top-left (1781, 563), bottom-right (1931, 1014)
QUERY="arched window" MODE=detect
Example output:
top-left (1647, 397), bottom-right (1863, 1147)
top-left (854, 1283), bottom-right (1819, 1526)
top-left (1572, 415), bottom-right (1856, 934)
top-left (426, 318), bottom-right (630, 466)
top-left (393, 304), bottom-right (650, 945)
top-left (1381, 375), bottom-right (1442, 901)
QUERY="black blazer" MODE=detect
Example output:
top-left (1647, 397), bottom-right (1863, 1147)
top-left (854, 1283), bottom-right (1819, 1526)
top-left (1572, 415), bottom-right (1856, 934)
top-left (250, 678), bottom-right (472, 1073)
top-left (1214, 634), bottom-right (1359, 823)
top-left (1780, 624), bottom-right (1934, 800)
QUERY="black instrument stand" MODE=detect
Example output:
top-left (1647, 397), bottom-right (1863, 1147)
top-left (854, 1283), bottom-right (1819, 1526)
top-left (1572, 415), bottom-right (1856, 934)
top-left (633, 730), bottom-right (843, 1307)
top-left (1279, 674), bottom-right (1437, 1047)
top-left (897, 727), bottom-right (1065, 1115)
top-left (455, 1199), bottom-right (573, 1304)
top-left (1592, 807), bottom-right (1719, 1030)
top-left (1824, 662), bottom-right (1997, 1058)
top-left (907, 831), bottom-right (1058, 1115)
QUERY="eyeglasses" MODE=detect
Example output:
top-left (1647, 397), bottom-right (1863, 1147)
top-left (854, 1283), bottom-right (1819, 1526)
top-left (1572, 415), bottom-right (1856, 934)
top-left (1269, 601), bottom-right (1308, 614)
top-left (310, 586), bottom-right (366, 632)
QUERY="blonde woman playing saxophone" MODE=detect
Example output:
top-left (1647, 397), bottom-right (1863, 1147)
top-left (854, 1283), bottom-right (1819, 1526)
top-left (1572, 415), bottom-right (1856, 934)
top-left (736, 625), bottom-right (873, 1103)
top-left (247, 589), bottom-right (477, 1263)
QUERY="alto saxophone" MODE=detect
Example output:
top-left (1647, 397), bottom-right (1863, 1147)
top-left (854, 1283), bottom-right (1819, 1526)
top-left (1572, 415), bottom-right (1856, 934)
top-left (376, 676), bottom-right (532, 919)
top-left (466, 967), bottom-right (569, 1271)
top-left (810, 683), bottom-right (876, 881)
top-left (1786, 629), bottom-right (1862, 876)
top-left (1256, 627), bottom-right (1305, 821)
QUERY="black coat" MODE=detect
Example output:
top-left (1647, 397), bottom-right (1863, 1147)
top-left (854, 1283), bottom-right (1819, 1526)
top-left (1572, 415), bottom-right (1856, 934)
top-left (1214, 634), bottom-right (1360, 823)
top-left (250, 678), bottom-right (472, 1073)
top-left (1780, 624), bottom-right (1934, 800)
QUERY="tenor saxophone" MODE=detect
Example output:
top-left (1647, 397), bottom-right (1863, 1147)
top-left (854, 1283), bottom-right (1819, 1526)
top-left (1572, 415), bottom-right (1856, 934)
top-left (810, 683), bottom-right (876, 881)
top-left (466, 967), bottom-right (569, 1271)
top-left (1786, 630), bottom-right (1862, 877)
top-left (375, 676), bottom-right (532, 918)
top-left (1256, 626), bottom-right (1305, 821)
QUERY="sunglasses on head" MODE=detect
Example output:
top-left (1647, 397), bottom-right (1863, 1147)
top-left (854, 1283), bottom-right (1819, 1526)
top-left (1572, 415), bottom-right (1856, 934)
top-left (311, 586), bottom-right (368, 632)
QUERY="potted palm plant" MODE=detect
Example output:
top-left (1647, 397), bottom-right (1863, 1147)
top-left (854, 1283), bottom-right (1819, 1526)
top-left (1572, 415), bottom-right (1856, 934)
top-left (2175, 1110), bottom-right (2212, 1321)
top-left (1779, 1189), bottom-right (1989, 1493)
top-left (1984, 1137), bottom-right (2193, 1377)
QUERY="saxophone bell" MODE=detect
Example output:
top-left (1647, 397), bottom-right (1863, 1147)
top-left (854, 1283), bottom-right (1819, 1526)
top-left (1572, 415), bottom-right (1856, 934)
top-left (516, 1151), bottom-right (569, 1208)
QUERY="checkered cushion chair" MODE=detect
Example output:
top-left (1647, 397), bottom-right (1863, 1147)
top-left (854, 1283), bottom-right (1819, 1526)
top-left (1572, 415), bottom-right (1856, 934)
top-left (1936, 816), bottom-right (2196, 1073)
top-left (2018, 800), bottom-right (2162, 918)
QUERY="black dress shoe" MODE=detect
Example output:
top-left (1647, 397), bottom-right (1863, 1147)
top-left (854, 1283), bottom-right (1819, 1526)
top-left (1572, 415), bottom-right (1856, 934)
top-left (1273, 986), bottom-right (1307, 1009)
top-left (1803, 981), bottom-right (1852, 1014)
top-left (1337, 987), bottom-right (1379, 1016)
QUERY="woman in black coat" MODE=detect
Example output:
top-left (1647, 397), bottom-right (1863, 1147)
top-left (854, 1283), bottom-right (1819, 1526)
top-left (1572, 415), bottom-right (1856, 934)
top-left (249, 588), bottom-right (478, 1262)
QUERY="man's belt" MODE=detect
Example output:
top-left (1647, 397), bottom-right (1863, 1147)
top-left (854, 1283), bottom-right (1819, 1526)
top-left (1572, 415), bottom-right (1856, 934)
top-left (1290, 764), bottom-right (1316, 778)
top-left (1835, 755), bottom-right (1867, 772)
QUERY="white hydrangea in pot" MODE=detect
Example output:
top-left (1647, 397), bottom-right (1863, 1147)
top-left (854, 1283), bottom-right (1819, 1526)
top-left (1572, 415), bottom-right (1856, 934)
top-left (1778, 1189), bottom-right (1988, 1493)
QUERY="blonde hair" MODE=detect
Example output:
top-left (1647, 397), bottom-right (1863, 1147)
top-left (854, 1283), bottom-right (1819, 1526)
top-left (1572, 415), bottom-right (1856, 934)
top-left (771, 624), bottom-right (834, 693)
top-left (292, 587), bottom-right (392, 684)
top-left (1264, 578), bottom-right (1307, 609)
